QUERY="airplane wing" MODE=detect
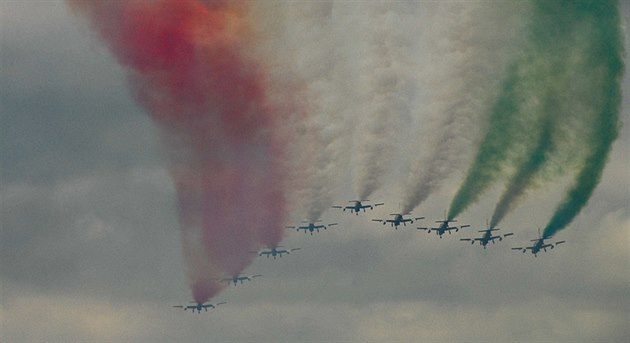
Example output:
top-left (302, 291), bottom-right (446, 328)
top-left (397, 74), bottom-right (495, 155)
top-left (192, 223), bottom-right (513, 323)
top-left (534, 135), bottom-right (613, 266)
top-left (414, 217), bottom-right (426, 221)
top-left (250, 274), bottom-right (262, 279)
top-left (460, 238), bottom-right (472, 242)
top-left (555, 240), bottom-right (566, 245)
top-left (289, 248), bottom-right (301, 252)
top-left (259, 251), bottom-right (271, 256)
top-left (201, 302), bottom-right (226, 309)
top-left (459, 224), bottom-right (471, 229)
top-left (503, 233), bottom-right (514, 237)
top-left (372, 219), bottom-right (384, 223)
top-left (173, 305), bottom-right (185, 309)
top-left (332, 205), bottom-right (343, 209)
top-left (373, 203), bottom-right (384, 207)
top-left (417, 227), bottom-right (429, 231)
top-left (285, 226), bottom-right (296, 229)
top-left (327, 223), bottom-right (338, 227)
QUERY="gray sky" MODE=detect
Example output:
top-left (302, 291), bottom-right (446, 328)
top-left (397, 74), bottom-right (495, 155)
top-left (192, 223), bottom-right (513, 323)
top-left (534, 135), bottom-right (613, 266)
top-left (1, 1), bottom-right (629, 342)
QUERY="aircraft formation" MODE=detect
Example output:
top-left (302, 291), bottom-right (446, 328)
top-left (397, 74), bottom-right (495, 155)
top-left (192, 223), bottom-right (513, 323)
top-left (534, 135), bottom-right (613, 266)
top-left (173, 200), bottom-right (566, 313)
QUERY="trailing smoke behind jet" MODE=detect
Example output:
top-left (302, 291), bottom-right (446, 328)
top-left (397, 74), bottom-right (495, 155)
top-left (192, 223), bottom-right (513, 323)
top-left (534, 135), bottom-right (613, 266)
top-left (68, 0), bottom-right (295, 302)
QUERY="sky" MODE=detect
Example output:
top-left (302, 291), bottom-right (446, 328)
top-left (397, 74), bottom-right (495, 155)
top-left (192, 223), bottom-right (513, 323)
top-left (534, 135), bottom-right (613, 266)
top-left (1, 1), bottom-right (629, 342)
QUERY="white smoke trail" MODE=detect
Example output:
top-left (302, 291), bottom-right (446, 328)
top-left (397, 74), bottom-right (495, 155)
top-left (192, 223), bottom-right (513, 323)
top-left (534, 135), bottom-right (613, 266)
top-left (251, 2), bottom-right (357, 223)
top-left (400, 1), bottom-right (529, 214)
top-left (351, 1), bottom-right (419, 201)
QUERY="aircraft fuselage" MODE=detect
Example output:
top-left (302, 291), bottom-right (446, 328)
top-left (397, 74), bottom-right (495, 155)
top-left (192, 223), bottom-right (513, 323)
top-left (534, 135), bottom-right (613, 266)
top-left (350, 201), bottom-right (372, 214)
top-left (352, 202), bottom-right (369, 213)
top-left (434, 222), bottom-right (452, 236)
top-left (531, 240), bottom-right (544, 254)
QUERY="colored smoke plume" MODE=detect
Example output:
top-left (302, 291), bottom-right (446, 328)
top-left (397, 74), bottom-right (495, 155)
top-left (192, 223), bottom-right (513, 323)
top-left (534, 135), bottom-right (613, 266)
top-left (68, 0), bottom-right (292, 302)
top-left (448, 0), bottom-right (623, 229)
top-left (541, 0), bottom-right (624, 238)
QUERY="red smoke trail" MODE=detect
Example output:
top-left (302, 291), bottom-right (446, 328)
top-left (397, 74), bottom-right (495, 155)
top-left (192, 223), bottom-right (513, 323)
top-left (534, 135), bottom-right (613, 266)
top-left (68, 0), bottom-right (289, 302)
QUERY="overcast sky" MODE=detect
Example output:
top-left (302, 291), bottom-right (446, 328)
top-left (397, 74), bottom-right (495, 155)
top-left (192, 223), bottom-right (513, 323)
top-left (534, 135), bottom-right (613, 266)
top-left (1, 1), bottom-right (629, 342)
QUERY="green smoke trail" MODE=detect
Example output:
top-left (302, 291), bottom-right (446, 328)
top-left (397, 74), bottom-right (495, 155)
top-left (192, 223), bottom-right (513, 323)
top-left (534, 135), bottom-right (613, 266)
top-left (448, 0), bottom-right (624, 225)
top-left (446, 65), bottom-right (524, 220)
top-left (447, 0), bottom-right (562, 221)
top-left (542, 0), bottom-right (624, 238)
top-left (489, 0), bottom-right (593, 229)
top-left (490, 112), bottom-right (555, 228)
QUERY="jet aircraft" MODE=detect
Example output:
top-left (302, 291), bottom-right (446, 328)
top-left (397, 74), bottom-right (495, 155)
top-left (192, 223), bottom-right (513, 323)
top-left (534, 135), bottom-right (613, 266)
top-left (372, 213), bottom-right (425, 229)
top-left (332, 200), bottom-right (384, 215)
top-left (253, 246), bottom-right (301, 259)
top-left (220, 274), bottom-right (262, 285)
top-left (287, 221), bottom-right (338, 235)
top-left (460, 223), bottom-right (514, 248)
top-left (173, 301), bottom-right (226, 313)
top-left (417, 217), bottom-right (470, 238)
top-left (512, 229), bottom-right (565, 257)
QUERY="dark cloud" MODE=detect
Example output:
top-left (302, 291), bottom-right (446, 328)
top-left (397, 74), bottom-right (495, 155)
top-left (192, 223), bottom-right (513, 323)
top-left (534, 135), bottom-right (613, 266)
top-left (1, 1), bottom-right (180, 303)
top-left (0, 1), bottom-right (161, 184)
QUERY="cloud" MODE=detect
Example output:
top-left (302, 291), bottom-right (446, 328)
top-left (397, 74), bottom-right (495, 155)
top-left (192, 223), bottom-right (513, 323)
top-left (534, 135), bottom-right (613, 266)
top-left (1, 168), bottom-right (182, 302)
top-left (0, 1), bottom-right (158, 185)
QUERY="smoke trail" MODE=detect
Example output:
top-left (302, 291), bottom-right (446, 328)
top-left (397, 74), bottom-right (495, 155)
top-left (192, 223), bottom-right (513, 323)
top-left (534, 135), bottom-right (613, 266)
top-left (489, 113), bottom-right (556, 228)
top-left (400, 1), bottom-right (527, 214)
top-left (446, 63), bottom-right (527, 220)
top-left (68, 0), bottom-right (292, 302)
top-left (489, 0), bottom-right (624, 229)
top-left (542, 0), bottom-right (624, 238)
top-left (271, 2), bottom-right (352, 223)
top-left (352, 1), bottom-right (416, 201)
top-left (448, 0), bottom-right (625, 222)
